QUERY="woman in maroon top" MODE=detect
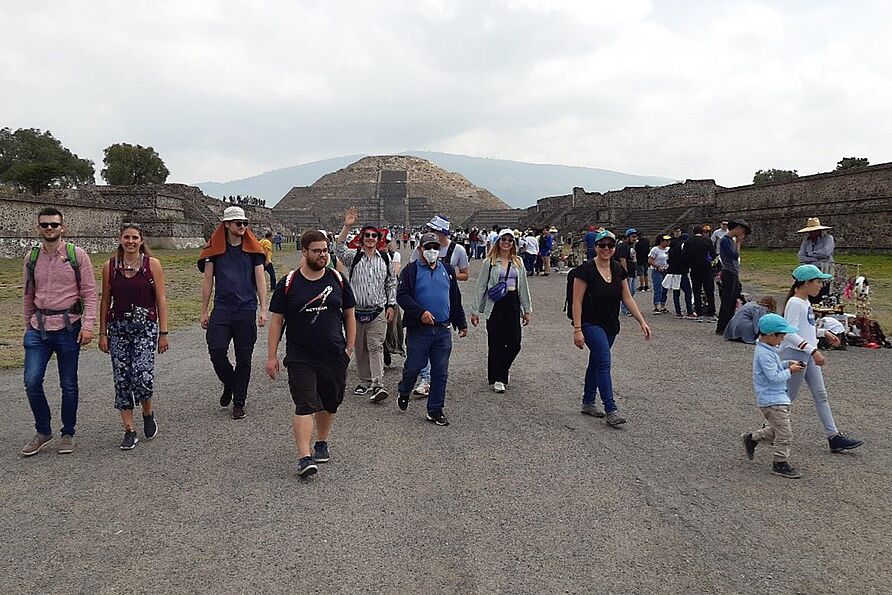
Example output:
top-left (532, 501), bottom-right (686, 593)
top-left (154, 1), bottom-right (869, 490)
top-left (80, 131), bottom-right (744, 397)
top-left (98, 224), bottom-right (169, 450)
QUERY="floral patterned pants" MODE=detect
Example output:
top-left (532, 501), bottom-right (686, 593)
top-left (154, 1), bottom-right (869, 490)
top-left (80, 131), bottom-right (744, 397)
top-left (108, 311), bottom-right (157, 410)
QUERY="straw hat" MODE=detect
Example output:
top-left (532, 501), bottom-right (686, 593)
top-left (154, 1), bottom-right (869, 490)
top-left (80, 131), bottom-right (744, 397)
top-left (797, 217), bottom-right (832, 233)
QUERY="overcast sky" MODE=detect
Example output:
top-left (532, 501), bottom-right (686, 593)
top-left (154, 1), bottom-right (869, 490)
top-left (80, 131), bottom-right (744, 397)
top-left (3, 0), bottom-right (891, 188)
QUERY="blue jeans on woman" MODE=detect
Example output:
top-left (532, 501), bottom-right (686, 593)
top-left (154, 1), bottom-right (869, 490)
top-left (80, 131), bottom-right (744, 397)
top-left (651, 269), bottom-right (668, 307)
top-left (23, 323), bottom-right (81, 436)
top-left (581, 323), bottom-right (617, 413)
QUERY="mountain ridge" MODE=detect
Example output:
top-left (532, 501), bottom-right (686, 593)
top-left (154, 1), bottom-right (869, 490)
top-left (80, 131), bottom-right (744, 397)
top-left (196, 151), bottom-right (677, 208)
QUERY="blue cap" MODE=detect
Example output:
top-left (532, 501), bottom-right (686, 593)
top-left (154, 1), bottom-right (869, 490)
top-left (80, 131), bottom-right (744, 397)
top-left (625, 228), bottom-right (638, 236)
top-left (594, 230), bottom-right (616, 243)
top-left (792, 264), bottom-right (832, 282)
top-left (758, 313), bottom-right (798, 335)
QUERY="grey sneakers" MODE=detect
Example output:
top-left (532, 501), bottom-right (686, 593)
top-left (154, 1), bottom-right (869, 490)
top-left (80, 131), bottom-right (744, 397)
top-left (21, 433), bottom-right (53, 457)
top-left (57, 434), bottom-right (75, 454)
top-left (605, 411), bottom-right (627, 426)
top-left (580, 403), bottom-right (605, 418)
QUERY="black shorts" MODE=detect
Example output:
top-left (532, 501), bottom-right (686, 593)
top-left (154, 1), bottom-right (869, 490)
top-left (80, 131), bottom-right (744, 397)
top-left (287, 355), bottom-right (349, 415)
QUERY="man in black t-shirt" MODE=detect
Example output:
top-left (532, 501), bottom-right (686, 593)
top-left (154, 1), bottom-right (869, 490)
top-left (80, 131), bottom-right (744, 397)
top-left (615, 228), bottom-right (639, 315)
top-left (266, 230), bottom-right (356, 477)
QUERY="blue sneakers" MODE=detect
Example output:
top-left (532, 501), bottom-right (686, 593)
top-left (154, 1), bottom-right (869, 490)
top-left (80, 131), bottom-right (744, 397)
top-left (297, 456), bottom-right (318, 477)
top-left (313, 441), bottom-right (330, 463)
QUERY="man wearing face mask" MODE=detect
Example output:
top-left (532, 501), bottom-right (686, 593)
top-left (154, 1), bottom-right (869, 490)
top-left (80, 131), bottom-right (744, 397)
top-left (396, 233), bottom-right (468, 426)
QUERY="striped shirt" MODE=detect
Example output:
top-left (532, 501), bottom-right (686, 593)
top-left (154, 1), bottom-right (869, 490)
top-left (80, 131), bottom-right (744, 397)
top-left (335, 244), bottom-right (396, 309)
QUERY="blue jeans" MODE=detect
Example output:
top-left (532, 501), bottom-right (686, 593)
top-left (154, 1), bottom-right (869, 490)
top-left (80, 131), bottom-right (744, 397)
top-left (620, 276), bottom-right (637, 315)
top-left (581, 324), bottom-right (617, 413)
top-left (399, 325), bottom-right (452, 413)
top-left (651, 270), bottom-right (668, 306)
top-left (23, 324), bottom-right (81, 436)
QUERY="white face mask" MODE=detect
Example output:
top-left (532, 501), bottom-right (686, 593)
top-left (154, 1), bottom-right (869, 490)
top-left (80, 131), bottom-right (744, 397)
top-left (423, 249), bottom-right (440, 264)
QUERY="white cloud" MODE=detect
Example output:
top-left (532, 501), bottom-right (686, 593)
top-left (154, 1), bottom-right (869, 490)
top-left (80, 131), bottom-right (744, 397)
top-left (1, 0), bottom-right (891, 188)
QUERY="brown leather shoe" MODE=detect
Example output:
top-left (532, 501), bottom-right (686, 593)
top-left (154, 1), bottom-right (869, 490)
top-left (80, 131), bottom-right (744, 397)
top-left (232, 405), bottom-right (246, 420)
top-left (21, 433), bottom-right (53, 457)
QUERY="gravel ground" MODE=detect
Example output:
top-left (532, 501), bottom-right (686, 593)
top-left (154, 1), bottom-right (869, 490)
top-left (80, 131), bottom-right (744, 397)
top-left (1, 254), bottom-right (890, 594)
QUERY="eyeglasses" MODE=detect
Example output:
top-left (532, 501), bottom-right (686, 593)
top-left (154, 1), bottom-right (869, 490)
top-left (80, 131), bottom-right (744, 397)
top-left (596, 243), bottom-right (616, 249)
top-left (232, 221), bottom-right (249, 227)
top-left (363, 232), bottom-right (379, 239)
top-left (39, 222), bottom-right (62, 229)
top-left (307, 247), bottom-right (329, 255)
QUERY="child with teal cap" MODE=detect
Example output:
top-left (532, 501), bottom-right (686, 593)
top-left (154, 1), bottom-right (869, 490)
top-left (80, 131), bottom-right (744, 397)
top-left (781, 264), bottom-right (864, 453)
top-left (741, 313), bottom-right (806, 478)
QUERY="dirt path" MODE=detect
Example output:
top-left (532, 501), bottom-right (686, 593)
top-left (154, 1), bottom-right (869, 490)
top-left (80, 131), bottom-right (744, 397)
top-left (1, 253), bottom-right (889, 594)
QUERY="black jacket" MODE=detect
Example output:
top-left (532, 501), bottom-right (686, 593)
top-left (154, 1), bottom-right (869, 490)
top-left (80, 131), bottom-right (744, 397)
top-left (681, 235), bottom-right (716, 275)
top-left (397, 261), bottom-right (467, 330)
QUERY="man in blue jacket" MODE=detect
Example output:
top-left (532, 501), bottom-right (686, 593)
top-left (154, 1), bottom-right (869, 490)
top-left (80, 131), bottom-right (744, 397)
top-left (396, 233), bottom-right (468, 426)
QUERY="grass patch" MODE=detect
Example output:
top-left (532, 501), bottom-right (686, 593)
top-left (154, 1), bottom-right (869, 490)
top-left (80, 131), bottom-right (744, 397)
top-left (740, 249), bottom-right (892, 329)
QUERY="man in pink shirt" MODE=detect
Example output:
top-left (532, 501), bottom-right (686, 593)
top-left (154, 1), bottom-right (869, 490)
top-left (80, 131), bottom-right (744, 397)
top-left (21, 207), bottom-right (97, 457)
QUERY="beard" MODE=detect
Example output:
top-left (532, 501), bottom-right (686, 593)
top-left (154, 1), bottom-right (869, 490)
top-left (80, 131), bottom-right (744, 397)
top-left (305, 257), bottom-right (326, 271)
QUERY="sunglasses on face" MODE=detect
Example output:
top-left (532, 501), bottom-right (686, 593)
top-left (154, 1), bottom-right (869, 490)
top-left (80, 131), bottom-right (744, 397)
top-left (363, 232), bottom-right (379, 239)
top-left (596, 243), bottom-right (616, 249)
top-left (422, 244), bottom-right (439, 251)
top-left (500, 236), bottom-right (515, 242)
top-left (232, 221), bottom-right (249, 227)
top-left (39, 222), bottom-right (62, 229)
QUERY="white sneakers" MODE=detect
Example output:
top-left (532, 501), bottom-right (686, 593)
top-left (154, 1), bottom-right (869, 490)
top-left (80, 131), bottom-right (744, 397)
top-left (492, 381), bottom-right (506, 393)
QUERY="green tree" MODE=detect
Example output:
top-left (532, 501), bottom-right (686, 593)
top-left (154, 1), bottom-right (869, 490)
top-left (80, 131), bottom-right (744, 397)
top-left (835, 157), bottom-right (869, 171)
top-left (752, 168), bottom-right (799, 185)
top-left (0, 127), bottom-right (95, 194)
top-left (101, 143), bottom-right (170, 185)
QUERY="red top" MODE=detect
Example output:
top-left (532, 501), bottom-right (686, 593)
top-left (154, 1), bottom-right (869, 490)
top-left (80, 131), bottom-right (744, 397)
top-left (109, 255), bottom-right (156, 320)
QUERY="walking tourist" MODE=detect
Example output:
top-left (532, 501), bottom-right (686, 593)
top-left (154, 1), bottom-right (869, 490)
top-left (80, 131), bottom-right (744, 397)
top-left (486, 225), bottom-right (499, 256)
top-left (20, 207), bottom-right (98, 457)
top-left (98, 224), bottom-right (169, 450)
top-left (740, 313), bottom-right (807, 479)
top-left (634, 232), bottom-right (650, 291)
top-left (571, 230), bottom-right (651, 425)
top-left (711, 220), bottom-right (729, 255)
top-left (383, 230), bottom-right (404, 366)
top-left (408, 215), bottom-right (470, 396)
top-left (584, 225), bottom-right (598, 260)
top-left (260, 231), bottom-right (276, 289)
top-left (723, 296), bottom-right (777, 344)
top-left (470, 228), bottom-right (532, 393)
top-left (266, 229), bottom-right (356, 477)
top-left (273, 231), bottom-right (283, 251)
top-left (538, 227), bottom-right (554, 275)
top-left (715, 219), bottom-right (750, 335)
top-left (648, 235), bottom-right (671, 314)
top-left (199, 206), bottom-right (267, 419)
top-left (469, 227), bottom-right (480, 259)
top-left (665, 232), bottom-right (695, 319)
top-left (683, 225), bottom-right (717, 321)
top-left (615, 229), bottom-right (638, 316)
top-left (335, 208), bottom-right (397, 403)
top-left (396, 232), bottom-right (468, 426)
top-left (781, 265), bottom-right (863, 453)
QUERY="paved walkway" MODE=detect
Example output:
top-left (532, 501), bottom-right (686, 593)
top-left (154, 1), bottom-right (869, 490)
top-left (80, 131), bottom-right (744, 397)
top-left (2, 254), bottom-right (890, 594)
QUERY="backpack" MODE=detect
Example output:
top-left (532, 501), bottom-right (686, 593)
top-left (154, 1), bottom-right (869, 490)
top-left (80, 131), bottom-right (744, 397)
top-left (564, 265), bottom-right (587, 320)
top-left (109, 255), bottom-right (155, 285)
top-left (284, 267), bottom-right (344, 296)
top-left (439, 241), bottom-right (457, 266)
top-left (349, 248), bottom-right (391, 281)
top-left (26, 243), bottom-right (83, 312)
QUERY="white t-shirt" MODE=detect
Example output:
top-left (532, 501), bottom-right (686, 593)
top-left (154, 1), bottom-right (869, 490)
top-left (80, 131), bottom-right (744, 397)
top-left (782, 296), bottom-right (823, 354)
top-left (487, 231), bottom-right (499, 247)
top-left (648, 246), bottom-right (669, 269)
top-left (524, 236), bottom-right (539, 255)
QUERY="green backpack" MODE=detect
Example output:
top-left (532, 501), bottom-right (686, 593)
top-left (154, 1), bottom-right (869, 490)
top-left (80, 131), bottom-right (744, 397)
top-left (26, 243), bottom-right (83, 311)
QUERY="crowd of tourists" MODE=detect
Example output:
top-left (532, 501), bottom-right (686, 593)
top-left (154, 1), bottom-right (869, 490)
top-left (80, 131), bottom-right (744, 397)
top-left (17, 205), bottom-right (863, 480)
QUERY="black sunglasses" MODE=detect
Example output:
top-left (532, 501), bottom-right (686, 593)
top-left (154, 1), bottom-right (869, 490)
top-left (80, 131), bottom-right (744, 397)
top-left (39, 222), bottom-right (62, 229)
top-left (232, 221), bottom-right (249, 227)
top-left (363, 232), bottom-right (379, 239)
top-left (596, 243), bottom-right (616, 249)
top-left (422, 243), bottom-right (440, 250)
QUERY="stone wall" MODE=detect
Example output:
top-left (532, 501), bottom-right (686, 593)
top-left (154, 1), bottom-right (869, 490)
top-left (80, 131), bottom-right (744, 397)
top-left (0, 184), bottom-right (281, 257)
top-left (520, 164), bottom-right (892, 250)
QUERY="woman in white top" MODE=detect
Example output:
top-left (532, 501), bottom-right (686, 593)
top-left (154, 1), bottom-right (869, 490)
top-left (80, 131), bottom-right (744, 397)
top-left (782, 265), bottom-right (863, 453)
top-left (647, 235), bottom-right (671, 314)
top-left (470, 229), bottom-right (532, 393)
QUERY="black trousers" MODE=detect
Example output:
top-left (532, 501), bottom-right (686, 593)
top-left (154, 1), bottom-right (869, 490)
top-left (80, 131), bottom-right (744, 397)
top-left (207, 309), bottom-right (257, 406)
top-left (486, 292), bottom-right (522, 384)
top-left (716, 271), bottom-right (741, 333)
top-left (691, 270), bottom-right (716, 317)
top-left (264, 262), bottom-right (276, 288)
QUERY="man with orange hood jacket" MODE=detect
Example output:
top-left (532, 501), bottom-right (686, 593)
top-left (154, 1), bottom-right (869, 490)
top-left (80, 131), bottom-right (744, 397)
top-left (198, 206), bottom-right (268, 419)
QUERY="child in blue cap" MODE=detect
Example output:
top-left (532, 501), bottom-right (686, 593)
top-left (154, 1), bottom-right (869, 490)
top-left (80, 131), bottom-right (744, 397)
top-left (741, 313), bottom-right (806, 478)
